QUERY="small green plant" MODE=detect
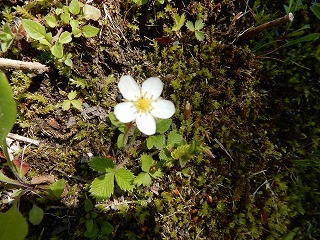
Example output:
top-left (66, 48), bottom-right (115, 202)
top-left (62, 90), bottom-right (82, 110)
top-left (172, 13), bottom-right (186, 31)
top-left (134, 153), bottom-right (163, 186)
top-left (21, 0), bottom-right (100, 67)
top-left (88, 157), bottom-right (135, 200)
top-left (186, 19), bottom-right (205, 41)
top-left (79, 198), bottom-right (114, 238)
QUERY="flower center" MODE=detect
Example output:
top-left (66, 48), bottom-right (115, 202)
top-left (135, 98), bottom-right (152, 113)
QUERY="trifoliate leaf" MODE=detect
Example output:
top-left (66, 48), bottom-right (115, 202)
top-left (82, 25), bottom-right (99, 38)
top-left (185, 21), bottom-right (195, 31)
top-left (194, 19), bottom-right (205, 31)
top-left (88, 156), bottom-right (115, 173)
top-left (134, 172), bottom-right (152, 186)
top-left (156, 118), bottom-right (172, 133)
top-left (115, 168), bottom-right (134, 191)
top-left (58, 31), bottom-right (72, 44)
top-left (69, 0), bottom-right (80, 15)
top-left (0, 204), bottom-right (28, 240)
top-left (140, 154), bottom-right (153, 172)
top-left (90, 173), bottom-right (115, 200)
top-left (172, 13), bottom-right (186, 31)
top-left (167, 131), bottom-right (184, 148)
top-left (71, 99), bottom-right (82, 110)
top-left (153, 135), bottom-right (166, 150)
top-left (21, 19), bottom-right (46, 40)
top-left (29, 204), bottom-right (44, 225)
top-left (195, 31), bottom-right (205, 41)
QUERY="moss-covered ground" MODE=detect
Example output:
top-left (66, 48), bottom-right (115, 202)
top-left (0, 0), bottom-right (319, 239)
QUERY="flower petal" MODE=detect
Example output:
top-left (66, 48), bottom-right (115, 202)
top-left (141, 77), bottom-right (163, 100)
top-left (114, 102), bottom-right (137, 123)
top-left (118, 75), bottom-right (140, 101)
top-left (151, 99), bottom-right (175, 119)
top-left (136, 113), bottom-right (156, 135)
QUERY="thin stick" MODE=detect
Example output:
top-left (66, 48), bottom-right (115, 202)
top-left (238, 13), bottom-right (294, 41)
top-left (7, 133), bottom-right (40, 146)
top-left (0, 58), bottom-right (49, 73)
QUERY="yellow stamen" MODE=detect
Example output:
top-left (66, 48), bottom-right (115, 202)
top-left (135, 98), bottom-right (152, 113)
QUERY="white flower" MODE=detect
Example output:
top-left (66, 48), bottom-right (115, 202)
top-left (114, 75), bottom-right (175, 135)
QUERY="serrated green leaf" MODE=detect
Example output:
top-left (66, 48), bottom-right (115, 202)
top-left (21, 19), bottom-right (46, 40)
top-left (45, 16), bottom-right (57, 28)
top-left (59, 31), bottom-right (72, 44)
top-left (84, 198), bottom-right (94, 212)
top-left (150, 167), bottom-right (163, 179)
top-left (0, 72), bottom-right (16, 143)
top-left (159, 149), bottom-right (171, 161)
top-left (153, 134), bottom-right (166, 149)
top-left (134, 172), bottom-right (152, 186)
top-left (71, 99), bottom-right (82, 110)
top-left (156, 118), bottom-right (172, 133)
top-left (82, 25), bottom-right (99, 38)
top-left (62, 100), bottom-right (71, 110)
top-left (185, 20), bottom-right (195, 31)
top-left (172, 13), bottom-right (186, 31)
top-left (171, 144), bottom-right (190, 160)
top-left (194, 19), bottom-right (204, 31)
top-left (88, 156), bottom-right (115, 172)
top-left (115, 168), bottom-right (134, 191)
top-left (51, 42), bottom-right (63, 58)
top-left (69, 0), bottom-right (80, 15)
top-left (140, 154), bottom-right (153, 172)
top-left (68, 90), bottom-right (77, 100)
top-left (195, 31), bottom-right (205, 41)
top-left (167, 131), bottom-right (183, 147)
top-left (0, 204), bottom-right (28, 240)
top-left (29, 204), bottom-right (44, 225)
top-left (90, 173), bottom-right (115, 200)
top-left (47, 179), bottom-right (65, 199)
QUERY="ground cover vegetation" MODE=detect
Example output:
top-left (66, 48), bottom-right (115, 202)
top-left (0, 0), bottom-right (319, 239)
